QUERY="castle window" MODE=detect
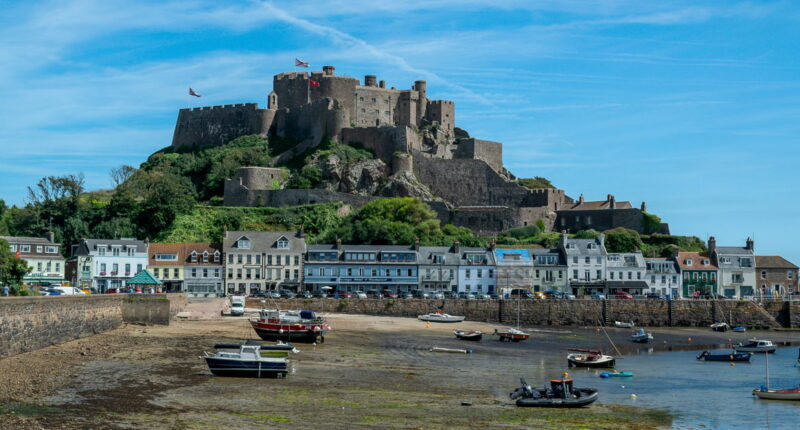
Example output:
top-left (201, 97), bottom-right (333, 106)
top-left (361, 108), bottom-right (365, 112)
top-left (359, 97), bottom-right (364, 101)
top-left (371, 98), bottom-right (376, 102)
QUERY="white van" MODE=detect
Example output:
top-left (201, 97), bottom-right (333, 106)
top-left (230, 295), bottom-right (246, 316)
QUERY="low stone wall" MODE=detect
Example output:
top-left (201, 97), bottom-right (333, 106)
top-left (246, 298), bottom-right (793, 328)
top-left (0, 294), bottom-right (190, 359)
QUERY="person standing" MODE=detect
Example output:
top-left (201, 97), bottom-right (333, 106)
top-left (2, 285), bottom-right (10, 296)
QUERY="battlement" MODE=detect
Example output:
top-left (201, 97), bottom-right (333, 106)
top-left (180, 103), bottom-right (262, 113)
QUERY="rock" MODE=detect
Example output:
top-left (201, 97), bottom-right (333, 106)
top-left (379, 171), bottom-right (439, 200)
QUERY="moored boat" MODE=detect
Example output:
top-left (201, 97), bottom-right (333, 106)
top-left (631, 328), bottom-right (653, 343)
top-left (734, 339), bottom-right (776, 353)
top-left (599, 370), bottom-right (633, 378)
top-left (453, 329), bottom-right (483, 341)
top-left (250, 309), bottom-right (330, 343)
top-left (418, 312), bottom-right (465, 323)
top-left (494, 328), bottom-right (530, 342)
top-left (510, 377), bottom-right (599, 408)
top-left (614, 321), bottom-right (635, 328)
top-left (567, 349), bottom-right (615, 368)
top-left (696, 350), bottom-right (752, 362)
top-left (204, 342), bottom-right (294, 378)
top-left (732, 326), bottom-right (747, 333)
top-left (752, 387), bottom-right (800, 400)
top-left (710, 322), bottom-right (729, 332)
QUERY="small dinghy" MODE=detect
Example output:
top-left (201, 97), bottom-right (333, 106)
top-left (599, 370), bottom-right (633, 378)
top-left (494, 328), bottom-right (530, 342)
top-left (631, 328), bottom-right (653, 343)
top-left (453, 329), bottom-right (483, 341)
top-left (710, 322), bottom-right (729, 332)
top-left (614, 321), bottom-right (635, 329)
top-left (734, 339), bottom-right (776, 354)
top-left (696, 350), bottom-right (752, 362)
top-left (732, 326), bottom-right (747, 333)
top-left (510, 377), bottom-right (599, 408)
top-left (418, 312), bottom-right (465, 323)
top-left (567, 349), bottom-right (615, 368)
top-left (430, 347), bottom-right (472, 354)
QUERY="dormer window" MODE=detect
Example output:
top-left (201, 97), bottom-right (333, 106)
top-left (237, 237), bottom-right (251, 249)
top-left (98, 246), bottom-right (106, 256)
top-left (685, 259), bottom-right (693, 266)
top-left (190, 251), bottom-right (197, 263)
top-left (213, 251), bottom-right (220, 262)
top-left (721, 257), bottom-right (731, 264)
top-left (277, 238), bottom-right (289, 249)
top-left (702, 259), bottom-right (709, 266)
top-left (202, 251), bottom-right (209, 263)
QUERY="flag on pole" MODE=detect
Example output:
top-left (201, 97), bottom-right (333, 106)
top-left (295, 58), bottom-right (310, 68)
top-left (189, 88), bottom-right (202, 97)
top-left (309, 79), bottom-right (320, 87)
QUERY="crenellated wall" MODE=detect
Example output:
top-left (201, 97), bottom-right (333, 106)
top-left (172, 103), bottom-right (274, 149)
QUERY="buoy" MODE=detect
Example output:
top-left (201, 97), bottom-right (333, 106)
top-left (426, 321), bottom-right (431, 328)
top-left (730, 362), bottom-right (735, 367)
top-left (630, 394), bottom-right (637, 399)
top-left (688, 337), bottom-right (692, 342)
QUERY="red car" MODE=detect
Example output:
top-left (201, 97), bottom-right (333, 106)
top-left (614, 291), bottom-right (633, 299)
top-left (383, 291), bottom-right (399, 299)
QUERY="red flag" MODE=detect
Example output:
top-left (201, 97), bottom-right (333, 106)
top-left (15, 250), bottom-right (21, 258)
top-left (189, 87), bottom-right (202, 97)
top-left (309, 79), bottom-right (320, 87)
top-left (295, 58), bottom-right (310, 68)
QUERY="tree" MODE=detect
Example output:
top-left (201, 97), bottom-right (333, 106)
top-left (518, 177), bottom-right (555, 189)
top-left (110, 165), bottom-right (137, 187)
top-left (0, 239), bottom-right (30, 287)
top-left (604, 227), bottom-right (643, 253)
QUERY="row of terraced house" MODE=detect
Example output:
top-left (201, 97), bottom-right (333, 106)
top-left (4, 231), bottom-right (797, 299)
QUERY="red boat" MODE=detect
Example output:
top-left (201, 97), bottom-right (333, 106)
top-left (250, 309), bottom-right (330, 343)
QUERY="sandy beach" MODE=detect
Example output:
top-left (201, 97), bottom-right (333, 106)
top-left (2, 312), bottom-right (798, 429)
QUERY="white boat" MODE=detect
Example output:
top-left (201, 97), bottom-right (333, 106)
top-left (614, 321), bottom-right (635, 328)
top-left (735, 339), bottom-right (777, 353)
top-left (418, 312), bottom-right (465, 323)
top-left (494, 328), bottom-right (530, 342)
top-left (753, 345), bottom-right (800, 400)
top-left (631, 328), bottom-right (653, 343)
top-left (710, 322), bottom-right (729, 332)
top-left (567, 349), bottom-right (616, 368)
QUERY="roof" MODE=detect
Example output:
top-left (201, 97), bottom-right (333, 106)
top-left (529, 248), bottom-right (567, 266)
top-left (459, 247), bottom-right (495, 266)
top-left (715, 246), bottom-right (754, 256)
top-left (494, 249), bottom-right (532, 266)
top-left (148, 242), bottom-right (221, 266)
top-left (223, 231), bottom-right (305, 253)
top-left (676, 252), bottom-right (717, 270)
top-left (644, 258), bottom-right (678, 274)
top-left (126, 269), bottom-right (162, 285)
top-left (561, 236), bottom-right (607, 256)
top-left (756, 256), bottom-right (798, 269)
top-left (418, 246), bottom-right (460, 266)
top-left (560, 200), bottom-right (633, 211)
top-left (71, 238), bottom-right (148, 256)
top-left (606, 281), bottom-right (649, 290)
top-left (0, 235), bottom-right (60, 245)
top-left (607, 252), bottom-right (645, 269)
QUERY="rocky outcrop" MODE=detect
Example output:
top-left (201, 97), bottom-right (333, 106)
top-left (379, 171), bottom-right (439, 200)
top-left (315, 154), bottom-right (389, 196)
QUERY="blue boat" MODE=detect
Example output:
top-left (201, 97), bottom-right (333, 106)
top-left (696, 350), bottom-right (752, 362)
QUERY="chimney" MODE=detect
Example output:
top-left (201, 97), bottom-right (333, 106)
top-left (364, 75), bottom-right (377, 87)
top-left (298, 225), bottom-right (305, 238)
top-left (560, 231), bottom-right (568, 248)
top-left (609, 195), bottom-right (616, 210)
top-left (322, 65), bottom-right (335, 76)
top-left (597, 234), bottom-right (605, 248)
top-left (336, 238), bottom-right (342, 251)
top-left (578, 194), bottom-right (585, 204)
top-left (379, 80), bottom-right (385, 89)
top-left (489, 239), bottom-right (496, 251)
top-left (46, 231), bottom-right (55, 243)
top-left (414, 237), bottom-right (420, 252)
top-left (641, 201), bottom-right (647, 212)
top-left (708, 236), bottom-right (716, 254)
top-left (452, 240), bottom-right (460, 254)
top-left (746, 237), bottom-right (754, 251)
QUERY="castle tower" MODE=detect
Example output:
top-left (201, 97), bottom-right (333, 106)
top-left (268, 91), bottom-right (278, 109)
top-left (322, 65), bottom-right (335, 76)
top-left (364, 75), bottom-right (377, 87)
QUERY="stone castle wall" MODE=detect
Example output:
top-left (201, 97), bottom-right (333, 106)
top-left (341, 126), bottom-right (420, 163)
top-left (454, 138), bottom-right (502, 173)
top-left (244, 298), bottom-right (788, 328)
top-left (172, 103), bottom-right (273, 150)
top-left (555, 208), bottom-right (671, 235)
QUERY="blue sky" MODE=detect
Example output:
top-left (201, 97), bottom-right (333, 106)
top-left (1, 0), bottom-right (798, 263)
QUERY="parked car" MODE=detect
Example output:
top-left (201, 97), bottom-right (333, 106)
top-left (39, 287), bottom-right (61, 296)
top-left (508, 289), bottom-right (534, 299)
top-left (384, 291), bottom-right (399, 299)
top-left (301, 291), bottom-right (313, 299)
top-left (590, 293), bottom-right (606, 300)
top-left (268, 291), bottom-right (282, 299)
top-left (366, 290), bottom-right (382, 299)
top-left (280, 290), bottom-right (296, 299)
top-left (44, 286), bottom-right (86, 296)
top-left (431, 292), bottom-right (445, 300)
top-left (646, 293), bottom-right (666, 300)
top-left (544, 290), bottom-right (576, 300)
top-left (401, 292), bottom-right (414, 299)
top-left (355, 291), bottom-right (368, 299)
top-left (106, 288), bottom-right (119, 294)
top-left (476, 292), bottom-right (490, 300)
top-left (489, 292), bottom-right (500, 300)
top-left (413, 291), bottom-right (430, 299)
top-left (614, 291), bottom-right (633, 299)
top-left (339, 291), bottom-right (353, 299)
top-left (312, 291), bottom-right (328, 299)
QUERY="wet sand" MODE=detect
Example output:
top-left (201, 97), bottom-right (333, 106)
top-left (2, 313), bottom-right (797, 429)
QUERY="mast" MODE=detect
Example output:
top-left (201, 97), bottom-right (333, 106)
top-left (765, 346), bottom-right (770, 391)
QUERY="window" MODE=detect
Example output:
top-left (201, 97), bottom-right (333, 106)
top-left (127, 248), bottom-right (135, 256)
top-left (721, 257), bottom-right (731, 264)
top-left (228, 254), bottom-right (233, 264)
top-left (789, 271), bottom-right (795, 280)
top-left (685, 259), bottom-right (692, 266)
top-left (465, 269), bottom-right (471, 279)
top-left (237, 254), bottom-right (242, 264)
top-left (98, 247), bottom-right (106, 256)
top-left (8, 244), bottom-right (16, 252)
top-left (112, 247), bottom-right (119, 256)
top-left (702, 259), bottom-right (709, 266)
top-left (214, 251), bottom-right (220, 262)
top-left (347, 268), bottom-right (353, 276)
top-left (408, 269), bottom-right (413, 276)
top-left (285, 269), bottom-right (290, 279)
top-left (597, 257), bottom-right (602, 264)
top-left (45, 246), bottom-right (57, 253)
top-left (488, 269), bottom-right (494, 278)
top-left (153, 268), bottom-right (159, 277)
top-left (294, 269), bottom-right (298, 279)
top-left (203, 268), bottom-right (208, 278)
top-left (246, 254), bottom-right (252, 264)
top-left (637, 272), bottom-right (642, 280)
top-left (610, 272), bottom-right (615, 280)
top-left (255, 254), bottom-right (261, 264)
top-left (112, 263), bottom-right (119, 274)
top-left (237, 238), bottom-right (250, 249)
top-left (761, 271), bottom-right (767, 280)
top-left (572, 270), bottom-right (578, 279)
top-left (156, 254), bottom-right (178, 261)
top-left (192, 268), bottom-right (197, 278)
top-left (125, 263), bottom-right (130, 275)
top-left (277, 238), bottom-right (289, 249)
top-left (100, 263), bottom-right (107, 274)
top-left (202, 252), bottom-right (209, 263)
top-left (596, 270), bottom-right (601, 279)
top-left (277, 255), bottom-right (283, 265)
top-left (174, 268), bottom-right (179, 278)
top-left (227, 269), bottom-right (233, 279)
top-left (245, 268), bottom-right (251, 279)
top-left (477, 269), bottom-right (483, 278)
top-left (136, 264), bottom-right (142, 273)
top-left (267, 255), bottom-right (272, 265)
top-left (572, 256), bottom-right (578, 264)
top-left (627, 272), bottom-right (632, 280)
top-left (236, 269), bottom-right (242, 279)
top-left (37, 262), bottom-right (42, 272)
top-left (585, 257), bottom-right (590, 264)
top-left (371, 269), bottom-right (377, 276)
top-left (55, 262), bottom-right (60, 272)
top-left (294, 256), bottom-right (299, 266)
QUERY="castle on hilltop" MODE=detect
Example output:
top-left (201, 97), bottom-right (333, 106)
top-left (172, 66), bottom-right (668, 236)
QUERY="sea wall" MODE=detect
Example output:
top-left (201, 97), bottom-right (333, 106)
top-left (245, 298), bottom-right (792, 328)
top-left (0, 294), bottom-right (189, 359)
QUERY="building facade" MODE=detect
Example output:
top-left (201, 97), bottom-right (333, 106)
top-left (755, 256), bottom-right (799, 297)
top-left (68, 238), bottom-right (149, 292)
top-left (418, 245), bottom-right (459, 293)
top-left (676, 251), bottom-right (719, 297)
top-left (644, 257), bottom-right (681, 298)
top-left (494, 248), bottom-right (533, 294)
top-left (560, 234), bottom-right (607, 295)
top-left (531, 248), bottom-right (568, 292)
top-left (149, 243), bottom-right (186, 292)
top-left (2, 234), bottom-right (65, 286)
top-left (183, 243), bottom-right (224, 297)
top-left (304, 242), bottom-right (419, 294)
top-left (710, 237), bottom-right (756, 298)
top-left (223, 230), bottom-right (306, 295)
top-left (457, 246), bottom-right (496, 294)
top-left (605, 252), bottom-right (648, 295)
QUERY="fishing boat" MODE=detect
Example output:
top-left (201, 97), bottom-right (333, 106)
top-left (599, 370), bottom-right (633, 378)
top-left (494, 328), bottom-right (530, 342)
top-left (630, 328), bottom-right (653, 343)
top-left (753, 344), bottom-right (800, 400)
top-left (710, 322), bottom-right (729, 332)
top-left (453, 329), bottom-right (483, 341)
top-left (418, 312), bottom-right (465, 323)
top-left (614, 321), bottom-right (635, 328)
top-left (510, 377), bottom-right (599, 408)
top-left (250, 309), bottom-right (330, 343)
top-left (696, 350), bottom-right (752, 362)
top-left (567, 349), bottom-right (616, 368)
top-left (734, 339), bottom-right (776, 353)
top-left (204, 342), bottom-right (295, 378)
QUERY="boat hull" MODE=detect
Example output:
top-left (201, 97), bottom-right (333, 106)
top-left (515, 389), bottom-right (599, 408)
top-left (631, 336), bottom-right (653, 343)
top-left (567, 357), bottom-right (615, 368)
top-left (496, 333), bottom-right (530, 342)
top-left (250, 321), bottom-right (329, 343)
top-left (418, 315), bottom-right (465, 323)
top-left (753, 389), bottom-right (800, 400)
top-left (734, 347), bottom-right (776, 353)
top-left (454, 331), bottom-right (483, 341)
top-left (599, 372), bottom-right (633, 378)
top-left (696, 351), bottom-right (751, 362)
top-left (204, 357), bottom-right (288, 378)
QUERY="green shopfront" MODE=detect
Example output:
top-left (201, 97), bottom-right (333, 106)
top-left (682, 270), bottom-right (718, 297)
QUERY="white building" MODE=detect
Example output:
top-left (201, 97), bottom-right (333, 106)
top-left (456, 245), bottom-right (496, 294)
top-left (559, 234), bottom-right (607, 295)
top-left (1, 233), bottom-right (65, 286)
top-left (644, 257), bottom-right (681, 298)
top-left (69, 238), bottom-right (149, 293)
top-left (605, 252), bottom-right (648, 295)
top-left (710, 236), bottom-right (756, 298)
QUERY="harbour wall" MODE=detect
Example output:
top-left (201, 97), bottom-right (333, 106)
top-left (0, 294), bottom-right (188, 359)
top-left (246, 298), bottom-right (796, 328)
